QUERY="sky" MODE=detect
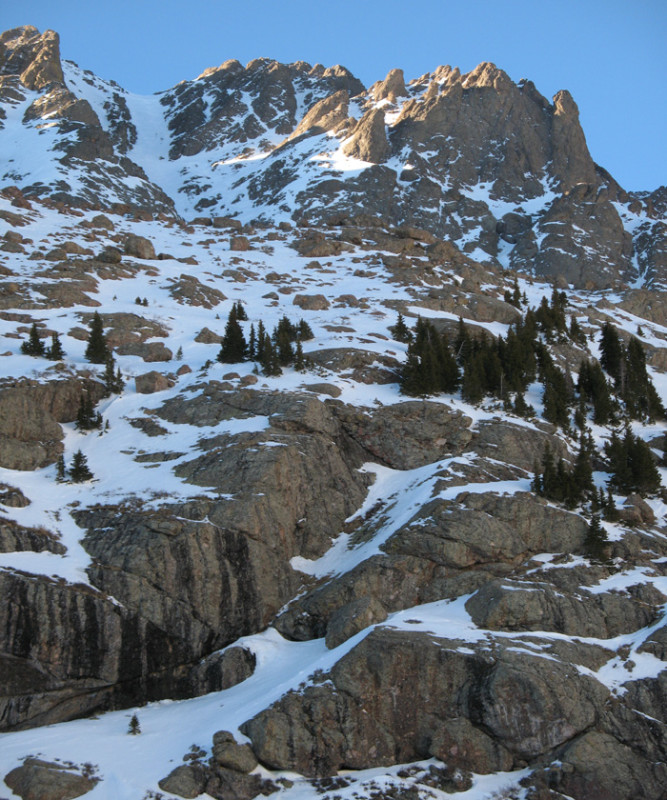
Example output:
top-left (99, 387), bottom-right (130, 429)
top-left (2, 0), bottom-right (666, 192)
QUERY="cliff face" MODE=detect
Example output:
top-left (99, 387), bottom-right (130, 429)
top-left (0, 24), bottom-right (666, 800)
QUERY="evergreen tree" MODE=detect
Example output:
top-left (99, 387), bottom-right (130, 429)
top-left (175, 346), bottom-right (183, 361)
top-left (568, 316), bottom-right (587, 347)
top-left (513, 392), bottom-right (534, 418)
top-left (390, 312), bottom-right (412, 343)
top-left (461, 352), bottom-right (486, 404)
top-left (55, 455), bottom-right (66, 483)
top-left (69, 450), bottom-right (93, 482)
top-left (542, 365), bottom-right (571, 430)
top-left (128, 714), bottom-right (141, 735)
top-left (260, 338), bottom-right (282, 376)
top-left (603, 488), bottom-right (619, 522)
top-left (20, 323), bottom-right (46, 357)
top-left (217, 311), bottom-right (247, 363)
top-left (255, 320), bottom-right (267, 363)
top-left (599, 322), bottom-right (624, 385)
top-left (231, 300), bottom-right (248, 321)
top-left (297, 318), bottom-right (314, 341)
top-left (577, 360), bottom-right (613, 425)
top-left (45, 332), bottom-right (65, 360)
top-left (622, 336), bottom-right (665, 421)
top-left (84, 312), bottom-right (110, 364)
top-left (248, 324), bottom-right (257, 360)
top-left (454, 317), bottom-right (472, 365)
top-left (606, 427), bottom-right (662, 495)
top-left (273, 316), bottom-right (295, 365)
top-left (103, 356), bottom-right (124, 396)
top-left (76, 395), bottom-right (102, 431)
top-left (294, 340), bottom-right (306, 371)
top-left (585, 515), bottom-right (609, 562)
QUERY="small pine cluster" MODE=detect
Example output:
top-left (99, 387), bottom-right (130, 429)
top-left (605, 427), bottom-right (661, 495)
top-left (216, 304), bottom-right (314, 377)
top-left (20, 324), bottom-right (66, 360)
top-left (531, 439), bottom-right (595, 508)
top-left (57, 450), bottom-right (94, 483)
top-left (76, 394), bottom-right (102, 432)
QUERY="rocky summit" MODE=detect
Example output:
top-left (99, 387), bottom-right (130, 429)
top-left (0, 24), bottom-right (666, 800)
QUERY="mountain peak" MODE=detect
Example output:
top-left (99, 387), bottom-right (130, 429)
top-left (0, 24), bottom-right (64, 90)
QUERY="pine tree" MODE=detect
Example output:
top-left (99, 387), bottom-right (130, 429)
top-left (260, 338), bottom-right (282, 376)
top-left (599, 322), bottom-right (624, 386)
top-left (297, 319), bottom-right (314, 341)
top-left (175, 346), bottom-right (183, 361)
top-left (103, 356), bottom-right (124, 396)
top-left (217, 312), bottom-right (247, 363)
top-left (294, 339), bottom-right (306, 371)
top-left (69, 450), bottom-right (93, 482)
top-left (128, 714), bottom-right (141, 735)
top-left (255, 321), bottom-right (267, 364)
top-left (273, 318), bottom-right (295, 366)
top-left (20, 323), bottom-right (46, 357)
top-left (585, 515), bottom-right (609, 562)
top-left (45, 332), bottom-right (65, 360)
top-left (84, 313), bottom-right (110, 364)
top-left (76, 395), bottom-right (102, 431)
top-left (248, 324), bottom-right (257, 359)
top-left (390, 312), bottom-right (412, 343)
top-left (231, 300), bottom-right (248, 321)
top-left (55, 455), bottom-right (66, 483)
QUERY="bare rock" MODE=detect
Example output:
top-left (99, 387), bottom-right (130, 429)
top-left (159, 764), bottom-right (208, 799)
top-left (0, 482), bottom-right (30, 507)
top-left (211, 731), bottom-right (258, 773)
top-left (290, 89), bottom-right (349, 138)
top-left (212, 216), bottom-right (242, 231)
top-left (465, 578), bottom-right (663, 637)
top-left (0, 378), bottom-right (104, 470)
top-left (293, 293), bottom-right (330, 311)
top-left (0, 518), bottom-right (65, 554)
top-left (241, 627), bottom-right (608, 776)
top-left (116, 341), bottom-right (173, 362)
top-left (195, 327), bottom-right (223, 344)
top-left (0, 27), bottom-right (64, 91)
top-left (371, 68), bottom-right (408, 102)
top-left (135, 371), bottom-right (174, 394)
top-left (124, 234), bottom-right (156, 260)
top-left (325, 596), bottom-right (387, 649)
top-left (550, 730), bottom-right (667, 800)
top-left (4, 757), bottom-right (99, 800)
top-left (343, 108), bottom-right (390, 163)
top-left (97, 246), bottom-right (122, 264)
top-left (167, 274), bottom-right (226, 308)
top-left (385, 492), bottom-right (588, 569)
top-left (89, 214), bottom-right (114, 230)
top-left (230, 235), bottom-right (251, 251)
top-left (335, 400), bottom-right (472, 469)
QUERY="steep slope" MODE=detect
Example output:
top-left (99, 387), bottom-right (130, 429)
top-left (0, 185), bottom-right (666, 799)
top-left (1, 25), bottom-right (666, 290)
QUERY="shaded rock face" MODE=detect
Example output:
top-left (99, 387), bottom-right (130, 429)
top-left (0, 389), bottom-right (375, 729)
top-left (0, 378), bottom-right (105, 470)
top-left (240, 628), bottom-right (607, 777)
top-left (162, 59), bottom-right (364, 160)
top-left (275, 490), bottom-right (590, 645)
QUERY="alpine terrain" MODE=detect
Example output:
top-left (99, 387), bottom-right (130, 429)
top-left (0, 24), bottom-right (666, 800)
